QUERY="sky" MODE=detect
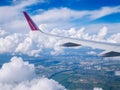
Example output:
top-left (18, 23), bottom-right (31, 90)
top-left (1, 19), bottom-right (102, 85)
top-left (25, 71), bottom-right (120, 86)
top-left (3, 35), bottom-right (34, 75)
top-left (0, 0), bottom-right (120, 33)
top-left (0, 1), bottom-right (120, 90)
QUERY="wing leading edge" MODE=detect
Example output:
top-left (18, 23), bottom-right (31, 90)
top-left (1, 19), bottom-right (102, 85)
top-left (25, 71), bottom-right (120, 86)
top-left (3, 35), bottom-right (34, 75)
top-left (23, 12), bottom-right (120, 57)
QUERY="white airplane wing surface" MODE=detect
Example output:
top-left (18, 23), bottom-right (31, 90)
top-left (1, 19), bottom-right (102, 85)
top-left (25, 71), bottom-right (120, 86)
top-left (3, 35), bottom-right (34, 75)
top-left (23, 12), bottom-right (120, 57)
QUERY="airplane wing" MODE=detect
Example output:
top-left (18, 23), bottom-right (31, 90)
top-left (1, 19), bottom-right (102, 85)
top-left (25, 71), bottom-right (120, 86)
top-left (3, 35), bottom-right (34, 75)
top-left (23, 12), bottom-right (120, 57)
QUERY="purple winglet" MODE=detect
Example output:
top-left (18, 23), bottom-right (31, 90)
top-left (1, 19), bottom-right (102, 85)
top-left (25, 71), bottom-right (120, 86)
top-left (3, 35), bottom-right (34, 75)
top-left (23, 12), bottom-right (39, 31)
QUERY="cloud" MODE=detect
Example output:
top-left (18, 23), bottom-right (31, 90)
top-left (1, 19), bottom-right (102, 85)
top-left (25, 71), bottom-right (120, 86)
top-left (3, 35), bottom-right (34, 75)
top-left (0, 33), bottom-right (21, 54)
top-left (0, 56), bottom-right (67, 90)
top-left (97, 26), bottom-right (108, 39)
top-left (93, 87), bottom-right (103, 90)
top-left (0, 56), bottom-right (36, 83)
top-left (15, 37), bottom-right (33, 54)
top-left (89, 26), bottom-right (108, 41)
top-left (0, 0), bottom-right (46, 33)
top-left (90, 6), bottom-right (120, 20)
top-left (34, 8), bottom-right (87, 22)
top-left (107, 33), bottom-right (120, 43)
top-left (87, 51), bottom-right (97, 55)
top-left (0, 28), bottom-right (8, 36)
top-left (115, 71), bottom-right (120, 76)
top-left (0, 0), bottom-right (38, 22)
top-left (34, 6), bottom-right (120, 22)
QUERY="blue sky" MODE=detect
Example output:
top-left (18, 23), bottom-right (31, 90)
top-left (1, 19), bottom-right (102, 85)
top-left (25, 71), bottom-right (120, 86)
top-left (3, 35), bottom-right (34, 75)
top-left (1, 0), bottom-right (120, 10)
top-left (0, 0), bottom-right (120, 33)
top-left (32, 0), bottom-right (120, 10)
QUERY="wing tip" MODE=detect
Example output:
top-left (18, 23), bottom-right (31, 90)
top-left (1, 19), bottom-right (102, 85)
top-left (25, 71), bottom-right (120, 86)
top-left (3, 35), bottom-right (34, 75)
top-left (23, 11), bottom-right (39, 31)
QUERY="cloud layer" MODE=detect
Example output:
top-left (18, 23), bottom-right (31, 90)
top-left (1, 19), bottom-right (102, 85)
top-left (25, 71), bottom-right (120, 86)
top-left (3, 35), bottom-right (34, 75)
top-left (0, 56), bottom-right (66, 90)
top-left (0, 26), bottom-right (120, 56)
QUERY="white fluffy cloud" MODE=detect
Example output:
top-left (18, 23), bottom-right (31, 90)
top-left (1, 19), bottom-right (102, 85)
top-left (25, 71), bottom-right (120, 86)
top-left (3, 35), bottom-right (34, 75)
top-left (88, 26), bottom-right (108, 41)
top-left (0, 33), bottom-right (21, 53)
top-left (0, 56), bottom-right (66, 90)
top-left (107, 33), bottom-right (120, 43)
top-left (0, 56), bottom-right (36, 83)
top-left (0, 26), bottom-right (120, 56)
